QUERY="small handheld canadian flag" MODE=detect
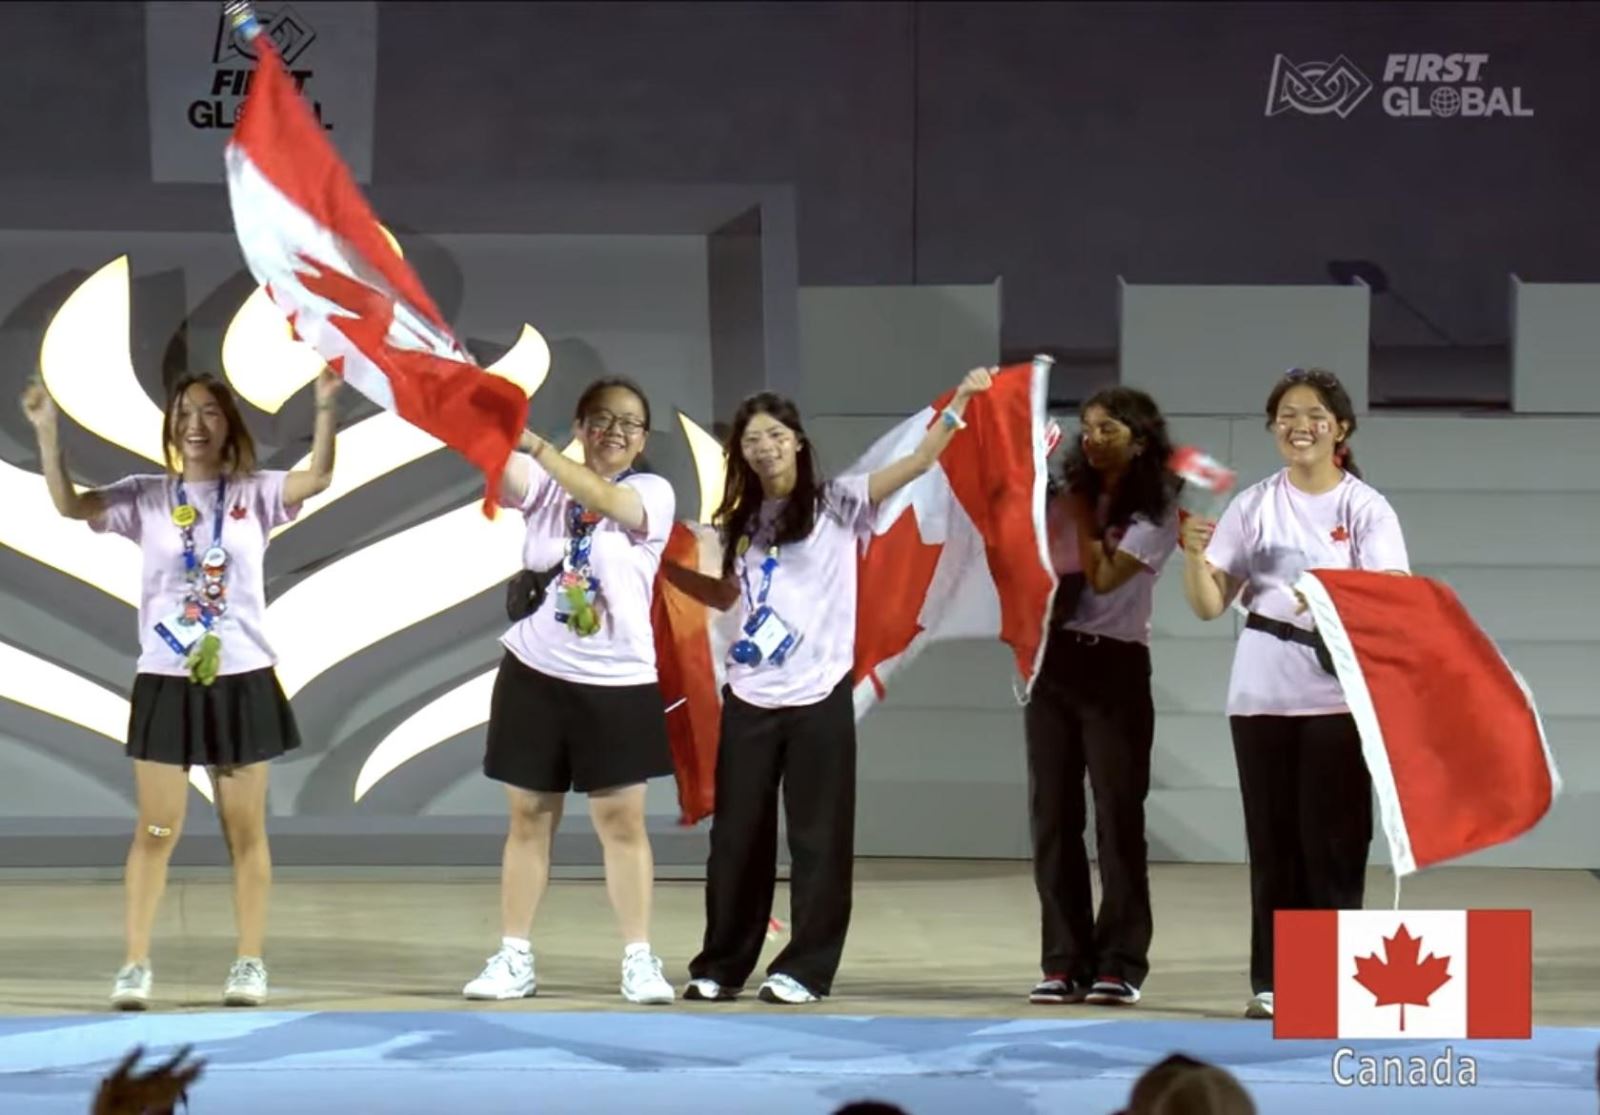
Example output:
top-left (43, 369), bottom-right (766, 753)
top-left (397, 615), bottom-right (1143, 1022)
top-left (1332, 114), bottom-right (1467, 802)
top-left (1275, 909), bottom-right (1532, 1040)
top-left (1168, 446), bottom-right (1237, 495)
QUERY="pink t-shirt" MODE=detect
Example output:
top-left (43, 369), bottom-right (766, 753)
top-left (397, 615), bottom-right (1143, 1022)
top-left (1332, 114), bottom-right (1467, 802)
top-left (1206, 469), bottom-right (1410, 717)
top-left (726, 476), bottom-right (875, 709)
top-left (499, 456), bottom-right (676, 686)
top-left (89, 471), bottom-right (300, 678)
top-left (1046, 492), bottom-right (1179, 646)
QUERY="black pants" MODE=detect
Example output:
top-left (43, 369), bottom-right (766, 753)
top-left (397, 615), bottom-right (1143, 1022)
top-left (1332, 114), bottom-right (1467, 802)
top-left (689, 674), bottom-right (856, 995)
top-left (1024, 631), bottom-right (1155, 987)
top-left (1230, 714), bottom-right (1373, 994)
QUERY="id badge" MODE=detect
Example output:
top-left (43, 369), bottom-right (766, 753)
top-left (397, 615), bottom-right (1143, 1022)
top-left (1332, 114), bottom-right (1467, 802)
top-left (154, 608), bottom-right (207, 655)
top-left (746, 606), bottom-right (794, 660)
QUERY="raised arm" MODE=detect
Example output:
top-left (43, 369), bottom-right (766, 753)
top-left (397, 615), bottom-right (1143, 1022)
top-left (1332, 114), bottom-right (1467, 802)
top-left (520, 431), bottom-right (649, 532)
top-left (21, 380), bottom-right (104, 521)
top-left (866, 366), bottom-right (994, 506)
top-left (282, 369), bottom-right (341, 506)
top-left (1179, 515), bottom-right (1241, 620)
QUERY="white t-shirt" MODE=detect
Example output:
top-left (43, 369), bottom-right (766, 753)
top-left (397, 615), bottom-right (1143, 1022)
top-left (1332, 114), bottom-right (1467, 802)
top-left (1206, 469), bottom-right (1410, 717)
top-left (499, 456), bottom-right (676, 686)
top-left (90, 471), bottom-right (300, 677)
top-left (725, 475), bottom-right (875, 709)
top-left (1046, 491), bottom-right (1179, 646)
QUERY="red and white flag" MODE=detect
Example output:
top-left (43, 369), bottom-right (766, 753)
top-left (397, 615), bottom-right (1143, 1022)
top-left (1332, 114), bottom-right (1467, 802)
top-left (1296, 570), bottom-right (1562, 874)
top-left (1276, 909), bottom-right (1531, 1039)
top-left (653, 360), bottom-right (1057, 824)
top-left (223, 17), bottom-right (527, 508)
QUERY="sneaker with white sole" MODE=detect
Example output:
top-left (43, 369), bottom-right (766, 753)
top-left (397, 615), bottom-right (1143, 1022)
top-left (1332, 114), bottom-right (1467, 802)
top-left (758, 973), bottom-right (820, 1004)
top-left (463, 945), bottom-right (536, 1000)
top-left (110, 963), bottom-right (152, 1011)
top-left (1245, 991), bottom-right (1274, 1019)
top-left (1084, 976), bottom-right (1141, 1006)
top-left (621, 950), bottom-right (674, 1004)
top-left (683, 977), bottom-right (739, 1002)
top-left (1028, 974), bottom-right (1088, 1005)
top-left (223, 957), bottom-right (269, 1006)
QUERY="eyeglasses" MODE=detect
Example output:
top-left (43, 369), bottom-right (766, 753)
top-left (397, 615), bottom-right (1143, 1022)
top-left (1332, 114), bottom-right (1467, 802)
top-left (583, 412), bottom-right (647, 437)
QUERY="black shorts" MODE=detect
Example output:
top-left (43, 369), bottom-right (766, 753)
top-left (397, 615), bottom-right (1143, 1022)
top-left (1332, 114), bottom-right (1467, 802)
top-left (127, 668), bottom-right (301, 771)
top-left (483, 651), bottom-right (674, 794)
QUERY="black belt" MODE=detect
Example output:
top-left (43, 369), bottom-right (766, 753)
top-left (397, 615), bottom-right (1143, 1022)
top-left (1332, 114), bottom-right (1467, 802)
top-left (1245, 613), bottom-right (1336, 676)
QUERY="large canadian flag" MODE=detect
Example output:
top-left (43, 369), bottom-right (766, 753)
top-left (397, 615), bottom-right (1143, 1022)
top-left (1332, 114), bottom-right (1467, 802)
top-left (654, 361), bottom-right (1057, 824)
top-left (1276, 909), bottom-right (1532, 1039)
top-left (224, 27), bottom-right (527, 508)
top-left (1296, 570), bottom-right (1562, 874)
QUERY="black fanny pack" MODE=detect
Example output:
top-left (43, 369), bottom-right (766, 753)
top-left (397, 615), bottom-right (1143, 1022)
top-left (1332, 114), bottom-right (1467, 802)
top-left (1245, 612), bottom-right (1336, 676)
top-left (505, 565), bottom-right (561, 622)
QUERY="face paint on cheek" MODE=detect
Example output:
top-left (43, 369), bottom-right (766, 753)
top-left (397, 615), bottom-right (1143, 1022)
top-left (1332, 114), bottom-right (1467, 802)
top-left (1314, 420), bottom-right (1332, 435)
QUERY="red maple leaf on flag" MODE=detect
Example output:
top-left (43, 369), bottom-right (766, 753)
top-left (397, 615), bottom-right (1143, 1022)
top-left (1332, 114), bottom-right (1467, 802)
top-left (852, 509), bottom-right (945, 700)
top-left (1330, 525), bottom-right (1350, 542)
top-left (1352, 923), bottom-right (1453, 1031)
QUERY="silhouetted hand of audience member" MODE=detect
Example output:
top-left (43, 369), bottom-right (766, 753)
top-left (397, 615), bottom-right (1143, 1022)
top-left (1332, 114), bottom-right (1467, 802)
top-left (92, 1045), bottom-right (205, 1115)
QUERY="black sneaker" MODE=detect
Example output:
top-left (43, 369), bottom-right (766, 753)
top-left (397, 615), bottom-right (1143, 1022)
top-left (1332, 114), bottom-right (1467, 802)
top-left (1084, 976), bottom-right (1141, 1006)
top-left (683, 978), bottom-right (740, 1001)
top-left (1028, 974), bottom-right (1088, 1004)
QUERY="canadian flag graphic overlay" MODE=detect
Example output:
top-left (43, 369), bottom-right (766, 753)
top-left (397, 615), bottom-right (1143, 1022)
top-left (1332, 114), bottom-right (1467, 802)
top-left (1276, 909), bottom-right (1531, 1039)
top-left (1295, 570), bottom-right (1561, 874)
top-left (652, 362), bottom-right (1056, 824)
top-left (225, 33), bottom-right (527, 509)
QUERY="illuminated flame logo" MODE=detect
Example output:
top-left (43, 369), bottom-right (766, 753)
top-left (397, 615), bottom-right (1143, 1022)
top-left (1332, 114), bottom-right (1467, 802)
top-left (3, 250), bottom-right (728, 804)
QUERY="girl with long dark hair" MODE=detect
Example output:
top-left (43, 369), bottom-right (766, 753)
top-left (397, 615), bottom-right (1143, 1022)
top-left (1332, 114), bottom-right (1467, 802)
top-left (1180, 368), bottom-right (1409, 1020)
top-left (1026, 386), bottom-right (1181, 1008)
top-left (664, 367), bottom-right (993, 1004)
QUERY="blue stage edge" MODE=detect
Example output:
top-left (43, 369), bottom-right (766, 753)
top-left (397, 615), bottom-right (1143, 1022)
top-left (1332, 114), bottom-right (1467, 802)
top-left (2, 1012), bottom-right (1596, 1114)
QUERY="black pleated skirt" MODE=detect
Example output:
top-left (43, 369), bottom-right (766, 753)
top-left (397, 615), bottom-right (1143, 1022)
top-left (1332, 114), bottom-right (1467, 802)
top-left (127, 668), bottom-right (301, 771)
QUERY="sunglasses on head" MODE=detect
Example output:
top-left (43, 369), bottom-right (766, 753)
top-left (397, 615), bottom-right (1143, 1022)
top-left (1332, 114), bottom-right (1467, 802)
top-left (1282, 367), bottom-right (1341, 388)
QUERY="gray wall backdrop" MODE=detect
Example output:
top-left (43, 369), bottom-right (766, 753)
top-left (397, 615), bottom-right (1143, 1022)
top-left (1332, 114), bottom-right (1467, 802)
top-left (0, 2), bottom-right (1595, 870)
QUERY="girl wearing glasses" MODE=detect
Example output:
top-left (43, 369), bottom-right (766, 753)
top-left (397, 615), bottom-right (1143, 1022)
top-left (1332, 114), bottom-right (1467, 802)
top-left (1026, 387), bottom-right (1181, 1010)
top-left (663, 368), bottom-right (993, 1005)
top-left (463, 377), bottom-right (679, 1006)
top-left (1179, 369), bottom-right (1409, 1021)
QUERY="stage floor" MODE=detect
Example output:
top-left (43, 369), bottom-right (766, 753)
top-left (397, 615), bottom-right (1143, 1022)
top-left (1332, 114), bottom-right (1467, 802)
top-left (1, 860), bottom-right (1596, 1113)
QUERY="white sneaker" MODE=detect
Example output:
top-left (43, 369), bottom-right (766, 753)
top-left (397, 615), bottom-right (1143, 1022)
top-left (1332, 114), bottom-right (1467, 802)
top-left (621, 949), bottom-right (674, 1005)
top-left (110, 963), bottom-right (152, 1011)
top-left (463, 945), bottom-right (536, 1000)
top-left (758, 973), bottom-right (820, 1004)
top-left (683, 977), bottom-right (739, 1002)
top-left (223, 957), bottom-right (269, 1006)
top-left (1246, 991), bottom-right (1275, 1019)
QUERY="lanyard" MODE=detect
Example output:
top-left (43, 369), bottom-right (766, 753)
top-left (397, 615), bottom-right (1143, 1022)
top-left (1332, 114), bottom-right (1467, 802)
top-left (738, 528), bottom-right (780, 611)
top-left (175, 477), bottom-right (226, 573)
top-left (561, 469), bottom-right (633, 574)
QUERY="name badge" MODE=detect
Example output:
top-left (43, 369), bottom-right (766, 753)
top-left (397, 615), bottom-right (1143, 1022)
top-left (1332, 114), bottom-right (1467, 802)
top-left (730, 605), bottom-right (800, 667)
top-left (154, 607), bottom-right (208, 656)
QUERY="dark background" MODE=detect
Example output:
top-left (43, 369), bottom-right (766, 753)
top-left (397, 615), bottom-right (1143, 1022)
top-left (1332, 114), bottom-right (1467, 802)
top-left (5, 1), bottom-right (1597, 380)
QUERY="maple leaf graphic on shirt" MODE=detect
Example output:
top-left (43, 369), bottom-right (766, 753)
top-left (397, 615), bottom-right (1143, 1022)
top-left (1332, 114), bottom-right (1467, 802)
top-left (1330, 525), bottom-right (1350, 542)
top-left (1353, 923), bottom-right (1452, 1031)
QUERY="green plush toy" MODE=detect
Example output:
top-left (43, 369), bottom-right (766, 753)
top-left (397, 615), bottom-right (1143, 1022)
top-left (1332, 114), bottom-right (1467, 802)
top-left (562, 584), bottom-right (601, 637)
top-left (187, 631), bottom-right (222, 686)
